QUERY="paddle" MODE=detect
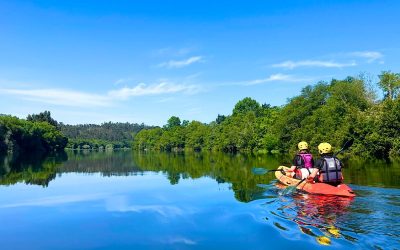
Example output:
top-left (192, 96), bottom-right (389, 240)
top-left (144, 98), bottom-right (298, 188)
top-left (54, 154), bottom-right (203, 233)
top-left (334, 138), bottom-right (354, 157)
top-left (282, 178), bottom-right (306, 195)
top-left (252, 167), bottom-right (288, 175)
top-left (282, 139), bottom-right (354, 195)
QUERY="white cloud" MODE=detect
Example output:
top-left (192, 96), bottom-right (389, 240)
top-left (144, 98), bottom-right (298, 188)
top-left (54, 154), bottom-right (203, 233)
top-left (109, 82), bottom-right (202, 99)
top-left (272, 60), bottom-right (357, 69)
top-left (350, 51), bottom-right (383, 63)
top-left (247, 73), bottom-right (292, 85)
top-left (0, 88), bottom-right (112, 107)
top-left (159, 56), bottom-right (204, 68)
top-left (154, 47), bottom-right (192, 57)
top-left (165, 237), bottom-right (197, 245)
top-left (1, 79), bottom-right (203, 107)
top-left (246, 74), bottom-right (312, 85)
top-left (114, 78), bottom-right (134, 85)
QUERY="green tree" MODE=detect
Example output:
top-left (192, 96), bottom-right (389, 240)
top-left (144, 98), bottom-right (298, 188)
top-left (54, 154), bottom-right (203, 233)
top-left (378, 71), bottom-right (400, 100)
top-left (215, 114), bottom-right (226, 124)
top-left (232, 97), bottom-right (261, 117)
top-left (165, 116), bottom-right (181, 129)
top-left (27, 111), bottom-right (58, 128)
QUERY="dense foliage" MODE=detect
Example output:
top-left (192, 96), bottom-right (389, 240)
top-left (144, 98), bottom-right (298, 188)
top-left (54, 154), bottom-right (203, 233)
top-left (0, 114), bottom-right (67, 154)
top-left (60, 122), bottom-right (150, 150)
top-left (133, 72), bottom-right (400, 159)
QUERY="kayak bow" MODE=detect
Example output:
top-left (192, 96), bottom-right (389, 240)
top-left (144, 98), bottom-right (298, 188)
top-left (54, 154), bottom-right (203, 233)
top-left (275, 166), bottom-right (355, 197)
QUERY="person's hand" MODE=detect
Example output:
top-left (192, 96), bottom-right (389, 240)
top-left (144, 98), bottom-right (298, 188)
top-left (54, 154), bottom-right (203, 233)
top-left (307, 176), bottom-right (315, 183)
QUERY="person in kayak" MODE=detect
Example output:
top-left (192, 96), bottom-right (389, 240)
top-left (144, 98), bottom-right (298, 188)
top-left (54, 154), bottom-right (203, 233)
top-left (307, 142), bottom-right (344, 185)
top-left (286, 141), bottom-right (315, 179)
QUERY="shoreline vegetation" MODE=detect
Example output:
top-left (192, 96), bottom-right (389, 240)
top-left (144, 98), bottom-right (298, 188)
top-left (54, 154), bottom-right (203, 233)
top-left (133, 71), bottom-right (400, 159)
top-left (1, 71), bottom-right (400, 160)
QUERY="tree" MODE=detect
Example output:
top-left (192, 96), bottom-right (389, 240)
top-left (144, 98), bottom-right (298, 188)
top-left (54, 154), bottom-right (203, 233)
top-left (378, 71), bottom-right (400, 100)
top-left (232, 97), bottom-right (261, 116)
top-left (215, 114), bottom-right (226, 124)
top-left (27, 111), bottom-right (58, 128)
top-left (165, 116), bottom-right (181, 129)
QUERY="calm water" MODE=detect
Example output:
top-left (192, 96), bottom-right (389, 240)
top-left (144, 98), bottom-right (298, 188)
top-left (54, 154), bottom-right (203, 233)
top-left (0, 151), bottom-right (399, 250)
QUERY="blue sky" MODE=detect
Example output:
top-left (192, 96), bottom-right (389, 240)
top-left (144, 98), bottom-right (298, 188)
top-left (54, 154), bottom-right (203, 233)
top-left (0, 0), bottom-right (399, 126)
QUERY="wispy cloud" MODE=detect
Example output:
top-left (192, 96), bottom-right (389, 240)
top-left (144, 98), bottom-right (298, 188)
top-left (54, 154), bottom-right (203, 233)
top-left (114, 78), bottom-right (134, 85)
top-left (164, 236), bottom-right (197, 245)
top-left (247, 73), bottom-right (292, 85)
top-left (245, 74), bottom-right (313, 85)
top-left (154, 47), bottom-right (192, 57)
top-left (350, 51), bottom-right (384, 63)
top-left (158, 56), bottom-right (204, 69)
top-left (109, 82), bottom-right (202, 99)
top-left (1, 78), bottom-right (203, 107)
top-left (0, 88), bottom-right (112, 107)
top-left (272, 60), bottom-right (357, 69)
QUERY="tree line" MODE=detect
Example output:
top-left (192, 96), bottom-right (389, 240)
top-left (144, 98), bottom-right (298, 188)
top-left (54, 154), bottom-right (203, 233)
top-left (0, 111), bottom-right (151, 154)
top-left (132, 71), bottom-right (400, 159)
top-left (0, 112), bottom-right (67, 155)
top-left (60, 122), bottom-right (151, 150)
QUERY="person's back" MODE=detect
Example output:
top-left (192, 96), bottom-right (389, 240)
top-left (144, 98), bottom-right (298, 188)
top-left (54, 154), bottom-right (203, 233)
top-left (309, 143), bottom-right (343, 185)
top-left (288, 141), bottom-right (315, 179)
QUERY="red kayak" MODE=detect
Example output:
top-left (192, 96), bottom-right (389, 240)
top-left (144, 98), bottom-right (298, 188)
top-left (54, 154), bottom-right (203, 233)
top-left (275, 166), bottom-right (356, 197)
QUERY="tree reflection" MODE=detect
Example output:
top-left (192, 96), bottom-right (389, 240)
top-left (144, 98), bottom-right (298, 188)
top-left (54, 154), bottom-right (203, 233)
top-left (0, 151), bottom-right (67, 187)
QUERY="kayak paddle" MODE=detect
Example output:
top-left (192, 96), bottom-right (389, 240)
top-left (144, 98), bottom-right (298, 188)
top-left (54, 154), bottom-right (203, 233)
top-left (282, 178), bottom-right (306, 195)
top-left (334, 138), bottom-right (354, 157)
top-left (252, 167), bottom-right (287, 175)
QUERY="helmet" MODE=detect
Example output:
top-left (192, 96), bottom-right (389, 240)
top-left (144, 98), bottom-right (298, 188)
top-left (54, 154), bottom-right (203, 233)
top-left (298, 141), bottom-right (309, 150)
top-left (318, 143), bottom-right (332, 154)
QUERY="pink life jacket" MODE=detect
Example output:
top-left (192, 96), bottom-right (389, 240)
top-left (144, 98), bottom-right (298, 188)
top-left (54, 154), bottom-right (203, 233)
top-left (299, 153), bottom-right (313, 169)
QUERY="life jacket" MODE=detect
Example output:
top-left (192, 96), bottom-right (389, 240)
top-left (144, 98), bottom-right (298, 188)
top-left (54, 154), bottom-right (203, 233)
top-left (298, 153), bottom-right (313, 169)
top-left (318, 157), bottom-right (343, 183)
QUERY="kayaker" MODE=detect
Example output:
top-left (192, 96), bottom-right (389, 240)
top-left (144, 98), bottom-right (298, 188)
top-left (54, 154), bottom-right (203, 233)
top-left (286, 141), bottom-right (315, 179)
top-left (307, 142), bottom-right (343, 185)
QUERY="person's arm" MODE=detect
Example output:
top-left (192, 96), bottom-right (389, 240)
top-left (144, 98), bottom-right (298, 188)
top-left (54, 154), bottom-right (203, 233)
top-left (293, 154), bottom-right (302, 167)
top-left (307, 159), bottom-right (321, 182)
top-left (308, 168), bottom-right (319, 179)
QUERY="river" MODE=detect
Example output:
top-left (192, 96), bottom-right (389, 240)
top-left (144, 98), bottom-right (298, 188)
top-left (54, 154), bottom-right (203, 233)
top-left (0, 151), bottom-right (399, 249)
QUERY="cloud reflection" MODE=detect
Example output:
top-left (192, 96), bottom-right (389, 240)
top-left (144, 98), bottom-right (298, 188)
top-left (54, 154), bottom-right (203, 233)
top-left (106, 196), bottom-right (184, 217)
top-left (0, 193), bottom-right (109, 208)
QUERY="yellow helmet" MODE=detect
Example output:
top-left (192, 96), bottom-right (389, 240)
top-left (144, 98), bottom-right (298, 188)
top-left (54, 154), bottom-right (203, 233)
top-left (298, 141), bottom-right (309, 150)
top-left (318, 143), bottom-right (332, 154)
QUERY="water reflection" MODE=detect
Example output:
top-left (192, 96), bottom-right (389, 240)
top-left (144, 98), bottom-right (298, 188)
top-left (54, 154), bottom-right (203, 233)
top-left (0, 152), bottom-right (67, 187)
top-left (255, 181), bottom-right (400, 249)
top-left (0, 151), bottom-right (399, 249)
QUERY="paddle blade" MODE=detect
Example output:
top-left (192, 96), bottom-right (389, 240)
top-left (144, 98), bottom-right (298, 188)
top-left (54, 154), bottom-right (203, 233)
top-left (281, 185), bottom-right (297, 195)
top-left (342, 138), bottom-right (354, 150)
top-left (281, 178), bottom-right (306, 195)
top-left (252, 167), bottom-right (268, 175)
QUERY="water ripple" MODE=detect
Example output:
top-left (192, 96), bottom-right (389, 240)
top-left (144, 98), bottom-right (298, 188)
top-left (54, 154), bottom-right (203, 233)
top-left (254, 182), bottom-right (400, 249)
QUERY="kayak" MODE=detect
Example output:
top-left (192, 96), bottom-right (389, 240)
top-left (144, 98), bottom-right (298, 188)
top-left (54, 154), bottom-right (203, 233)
top-left (275, 166), bottom-right (356, 197)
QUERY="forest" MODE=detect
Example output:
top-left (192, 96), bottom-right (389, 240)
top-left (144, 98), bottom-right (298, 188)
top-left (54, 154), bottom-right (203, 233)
top-left (1, 71), bottom-right (399, 160)
top-left (60, 122), bottom-right (151, 150)
top-left (0, 111), bottom-right (67, 155)
top-left (132, 71), bottom-right (400, 159)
